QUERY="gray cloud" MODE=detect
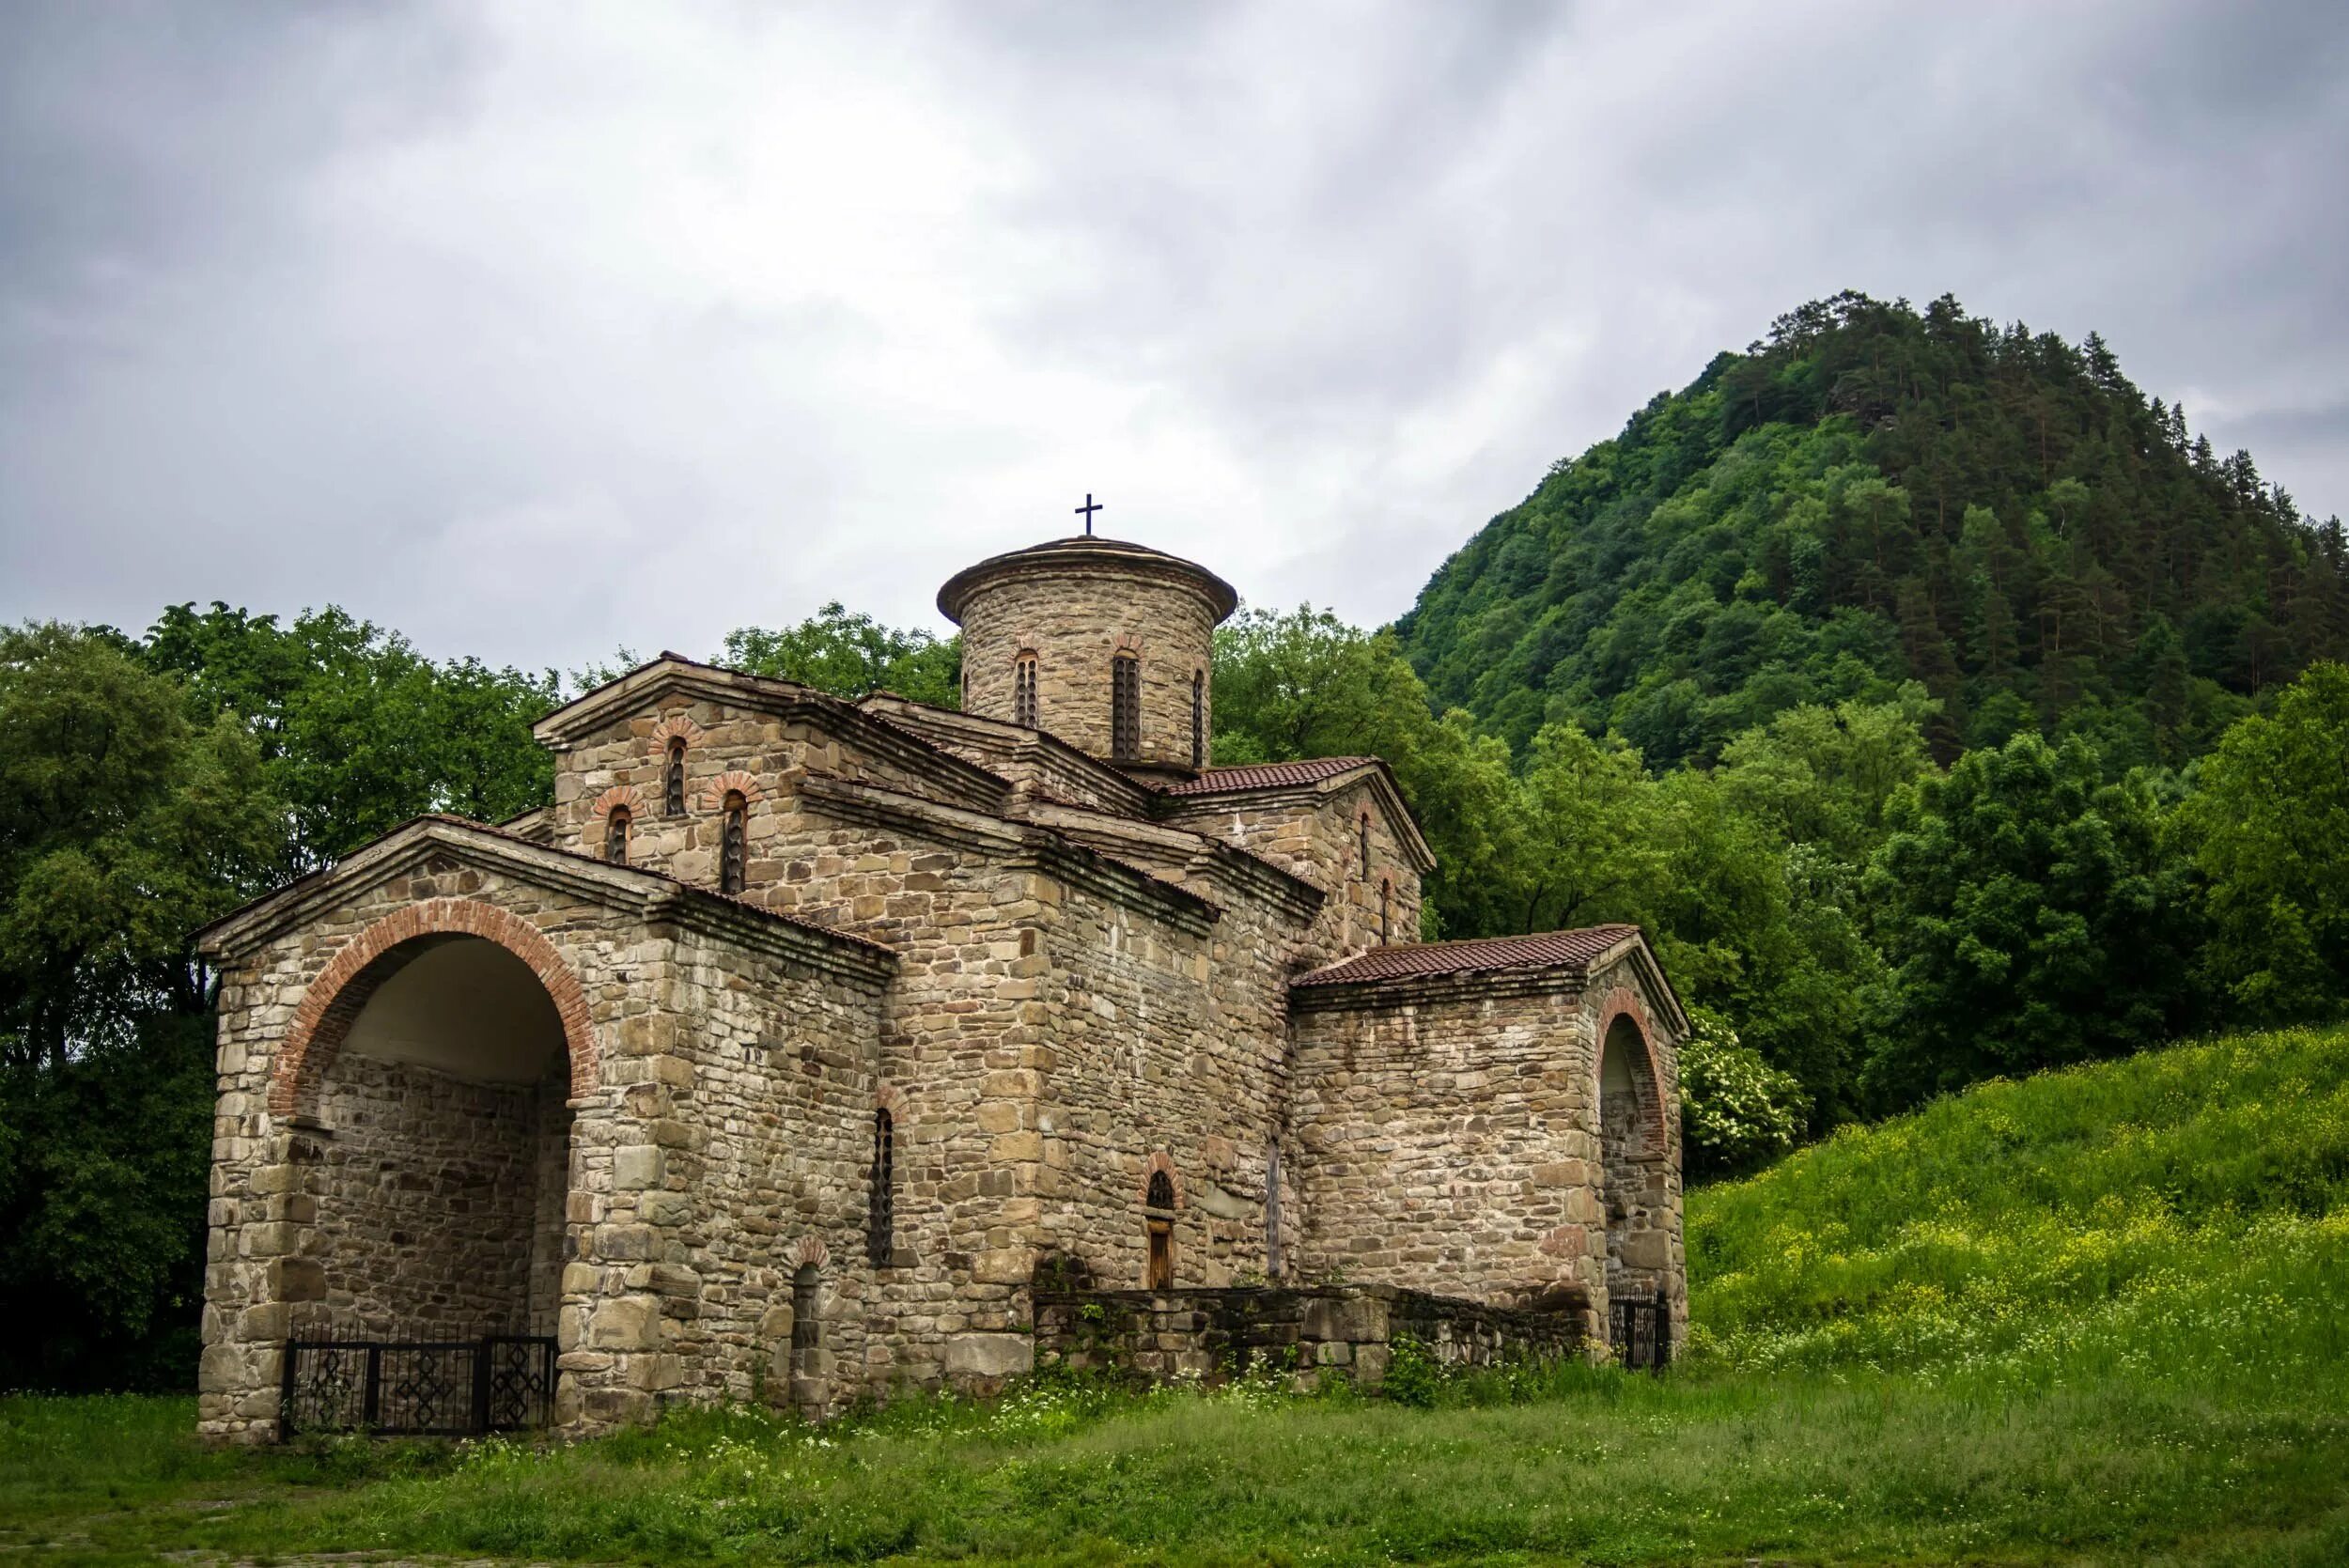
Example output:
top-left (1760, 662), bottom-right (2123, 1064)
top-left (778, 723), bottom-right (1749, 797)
top-left (3, 0), bottom-right (2344, 672)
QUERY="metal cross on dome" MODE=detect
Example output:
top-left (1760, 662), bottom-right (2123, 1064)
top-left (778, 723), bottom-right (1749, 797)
top-left (1075, 493), bottom-right (1103, 536)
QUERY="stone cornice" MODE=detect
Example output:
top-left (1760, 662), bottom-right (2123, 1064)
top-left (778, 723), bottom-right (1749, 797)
top-left (856, 696), bottom-right (1161, 818)
top-left (936, 535), bottom-right (1239, 625)
top-left (534, 658), bottom-right (1013, 815)
top-left (1023, 802), bottom-right (1324, 923)
top-left (194, 815), bottom-right (897, 989)
top-left (1157, 763), bottom-right (1439, 875)
top-left (799, 777), bottom-right (1221, 936)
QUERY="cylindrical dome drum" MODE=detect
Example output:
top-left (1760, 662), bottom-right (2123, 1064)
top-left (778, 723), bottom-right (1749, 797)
top-left (938, 536), bottom-right (1237, 781)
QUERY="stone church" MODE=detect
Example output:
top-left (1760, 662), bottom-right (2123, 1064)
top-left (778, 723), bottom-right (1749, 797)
top-left (194, 533), bottom-right (1687, 1442)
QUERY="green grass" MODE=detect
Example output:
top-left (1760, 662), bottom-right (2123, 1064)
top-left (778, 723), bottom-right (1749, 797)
top-left (7, 1023), bottom-right (2349, 1565)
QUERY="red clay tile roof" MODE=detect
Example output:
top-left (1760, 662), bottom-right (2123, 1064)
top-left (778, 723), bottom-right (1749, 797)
top-left (1292, 925), bottom-right (1641, 988)
top-left (1163, 757), bottom-right (1379, 796)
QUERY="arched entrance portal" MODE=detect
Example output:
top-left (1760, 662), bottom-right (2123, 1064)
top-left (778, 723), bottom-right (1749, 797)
top-left (1597, 1011), bottom-right (1670, 1348)
top-left (303, 932), bottom-right (576, 1343)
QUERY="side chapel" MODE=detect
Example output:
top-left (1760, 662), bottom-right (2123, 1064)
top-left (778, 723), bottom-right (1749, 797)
top-left (194, 532), bottom-right (1687, 1441)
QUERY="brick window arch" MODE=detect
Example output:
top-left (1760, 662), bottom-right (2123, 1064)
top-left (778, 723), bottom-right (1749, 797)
top-left (269, 897), bottom-right (599, 1118)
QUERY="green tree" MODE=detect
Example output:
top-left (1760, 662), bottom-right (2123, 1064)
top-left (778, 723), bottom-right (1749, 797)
top-left (1860, 733), bottom-right (2201, 1108)
top-left (0, 625), bottom-right (286, 1390)
top-left (1210, 606), bottom-right (1517, 937)
top-left (2183, 660), bottom-right (2349, 1021)
top-left (143, 603), bottom-right (557, 865)
top-left (720, 602), bottom-right (960, 708)
top-left (0, 625), bottom-right (283, 1064)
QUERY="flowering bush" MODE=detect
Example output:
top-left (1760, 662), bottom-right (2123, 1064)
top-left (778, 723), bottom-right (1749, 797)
top-left (1677, 1009), bottom-right (1807, 1178)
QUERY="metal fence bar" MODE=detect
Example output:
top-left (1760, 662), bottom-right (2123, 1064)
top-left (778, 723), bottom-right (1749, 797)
top-left (280, 1335), bottom-right (558, 1440)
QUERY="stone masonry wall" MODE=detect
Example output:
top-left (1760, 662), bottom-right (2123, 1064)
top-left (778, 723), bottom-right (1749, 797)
top-left (550, 697), bottom-right (1002, 893)
top-left (1582, 955), bottom-right (1688, 1349)
top-left (954, 563), bottom-right (1221, 778)
top-left (303, 1051), bottom-right (567, 1341)
top-left (198, 857), bottom-right (889, 1442)
top-left (1033, 1284), bottom-right (1586, 1389)
top-left (1286, 986), bottom-right (1610, 1334)
top-left (1031, 875), bottom-right (1292, 1297)
top-left (753, 795), bottom-right (1067, 1392)
top-left (1171, 778), bottom-right (1425, 967)
top-left (597, 925), bottom-right (884, 1419)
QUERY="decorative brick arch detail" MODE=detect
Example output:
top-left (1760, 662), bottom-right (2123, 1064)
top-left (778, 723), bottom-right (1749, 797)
top-left (698, 770), bottom-right (765, 812)
top-left (874, 1080), bottom-right (910, 1130)
top-left (1112, 631), bottom-right (1147, 657)
top-left (268, 897), bottom-right (600, 1117)
top-left (648, 712), bottom-right (704, 747)
top-left (1595, 984), bottom-right (1671, 1144)
top-left (793, 1234), bottom-right (830, 1269)
top-left (1139, 1150), bottom-right (1183, 1208)
top-left (592, 784), bottom-right (643, 817)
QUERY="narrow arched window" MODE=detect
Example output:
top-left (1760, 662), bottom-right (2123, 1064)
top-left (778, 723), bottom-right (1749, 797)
top-left (1380, 877), bottom-right (1394, 946)
top-left (1014, 653), bottom-right (1038, 728)
top-left (1190, 670), bottom-right (1205, 768)
top-left (791, 1264), bottom-right (820, 1352)
top-left (663, 738), bottom-right (687, 816)
top-left (720, 790), bottom-right (747, 895)
top-left (1359, 813), bottom-right (1372, 880)
top-left (1143, 1170), bottom-right (1175, 1290)
top-left (604, 806), bottom-right (630, 865)
top-left (1111, 653), bottom-right (1141, 760)
top-left (866, 1108), bottom-right (894, 1265)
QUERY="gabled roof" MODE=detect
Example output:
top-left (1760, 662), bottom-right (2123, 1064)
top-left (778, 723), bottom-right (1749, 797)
top-left (532, 653), bottom-right (1012, 810)
top-left (1296, 926), bottom-right (1641, 987)
top-left (1291, 924), bottom-right (1688, 1031)
top-left (1157, 755), bottom-right (1437, 874)
top-left (194, 815), bottom-right (895, 986)
top-left (1163, 757), bottom-right (1380, 795)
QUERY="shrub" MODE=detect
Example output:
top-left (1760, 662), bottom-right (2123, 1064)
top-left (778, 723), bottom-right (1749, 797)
top-left (1676, 1009), bottom-right (1806, 1178)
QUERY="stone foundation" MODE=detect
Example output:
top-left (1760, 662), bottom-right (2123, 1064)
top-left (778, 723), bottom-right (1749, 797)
top-left (1033, 1284), bottom-right (1588, 1389)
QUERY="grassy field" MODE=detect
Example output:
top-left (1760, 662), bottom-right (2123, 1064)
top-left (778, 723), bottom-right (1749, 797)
top-left (6, 1024), bottom-right (2348, 1566)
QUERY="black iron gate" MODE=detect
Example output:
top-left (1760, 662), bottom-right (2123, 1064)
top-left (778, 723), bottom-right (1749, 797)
top-left (1610, 1294), bottom-right (1671, 1371)
top-left (280, 1335), bottom-right (558, 1439)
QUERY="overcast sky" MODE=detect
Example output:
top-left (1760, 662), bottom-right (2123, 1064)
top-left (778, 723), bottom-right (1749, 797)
top-left (4, 2), bottom-right (2344, 674)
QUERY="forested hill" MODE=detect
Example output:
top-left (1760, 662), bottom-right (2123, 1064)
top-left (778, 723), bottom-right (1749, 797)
top-left (1396, 291), bottom-right (2349, 767)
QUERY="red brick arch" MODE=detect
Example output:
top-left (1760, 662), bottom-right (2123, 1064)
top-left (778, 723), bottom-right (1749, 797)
top-left (268, 897), bottom-right (600, 1117)
top-left (1595, 985), bottom-right (1670, 1146)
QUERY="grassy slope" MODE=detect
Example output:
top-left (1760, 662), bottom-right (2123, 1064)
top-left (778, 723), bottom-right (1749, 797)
top-left (6, 1026), bottom-right (2348, 1566)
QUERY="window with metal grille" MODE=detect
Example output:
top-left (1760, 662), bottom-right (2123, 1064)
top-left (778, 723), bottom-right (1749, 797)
top-left (720, 791), bottom-right (747, 895)
top-left (1112, 654), bottom-right (1141, 759)
top-left (1380, 877), bottom-right (1394, 945)
top-left (867, 1109), bottom-right (894, 1265)
top-left (1190, 670), bottom-right (1205, 768)
top-left (663, 739), bottom-right (687, 816)
top-left (791, 1265), bottom-right (819, 1351)
top-left (1359, 813), bottom-right (1372, 880)
top-left (603, 807), bottom-right (630, 865)
top-left (1014, 655), bottom-right (1038, 728)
